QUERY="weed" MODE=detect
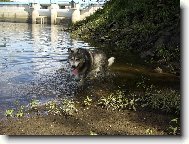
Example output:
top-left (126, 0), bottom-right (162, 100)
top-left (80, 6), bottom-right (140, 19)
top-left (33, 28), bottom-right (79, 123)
top-left (139, 85), bottom-right (181, 114)
top-left (61, 99), bottom-right (78, 116)
top-left (83, 96), bottom-right (93, 106)
top-left (46, 101), bottom-right (61, 115)
top-left (98, 90), bottom-right (138, 111)
top-left (30, 99), bottom-right (39, 110)
top-left (167, 118), bottom-right (180, 135)
top-left (145, 128), bottom-right (153, 135)
top-left (16, 106), bottom-right (25, 117)
top-left (5, 109), bottom-right (14, 117)
top-left (127, 93), bottom-right (140, 111)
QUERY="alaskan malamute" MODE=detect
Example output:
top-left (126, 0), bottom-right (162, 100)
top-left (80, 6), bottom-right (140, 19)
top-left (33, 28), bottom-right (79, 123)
top-left (68, 48), bottom-right (115, 84)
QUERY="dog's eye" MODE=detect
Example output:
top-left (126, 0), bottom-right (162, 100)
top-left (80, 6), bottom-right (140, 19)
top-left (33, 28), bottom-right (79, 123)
top-left (75, 58), bottom-right (80, 61)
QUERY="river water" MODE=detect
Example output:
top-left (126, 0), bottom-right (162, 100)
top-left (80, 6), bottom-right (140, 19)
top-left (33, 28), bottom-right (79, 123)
top-left (0, 22), bottom-right (180, 119)
top-left (0, 22), bottom-right (94, 117)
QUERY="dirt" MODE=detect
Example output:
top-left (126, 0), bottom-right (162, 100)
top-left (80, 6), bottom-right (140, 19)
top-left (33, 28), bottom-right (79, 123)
top-left (0, 104), bottom-right (171, 135)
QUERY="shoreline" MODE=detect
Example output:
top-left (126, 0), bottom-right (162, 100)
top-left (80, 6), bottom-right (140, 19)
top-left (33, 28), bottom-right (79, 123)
top-left (0, 64), bottom-right (180, 135)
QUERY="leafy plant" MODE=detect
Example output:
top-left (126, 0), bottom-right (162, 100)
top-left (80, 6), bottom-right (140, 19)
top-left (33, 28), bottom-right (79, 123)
top-left (61, 99), bottom-right (78, 116)
top-left (84, 96), bottom-right (93, 106)
top-left (30, 99), bottom-right (39, 110)
top-left (46, 101), bottom-right (61, 115)
top-left (5, 109), bottom-right (14, 117)
top-left (145, 128), bottom-right (153, 135)
top-left (98, 90), bottom-right (139, 111)
top-left (16, 106), bottom-right (25, 117)
top-left (167, 118), bottom-right (180, 135)
top-left (139, 85), bottom-right (181, 114)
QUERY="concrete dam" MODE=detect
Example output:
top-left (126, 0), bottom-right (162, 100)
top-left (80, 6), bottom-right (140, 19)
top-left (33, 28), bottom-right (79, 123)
top-left (0, 1), bottom-right (102, 25)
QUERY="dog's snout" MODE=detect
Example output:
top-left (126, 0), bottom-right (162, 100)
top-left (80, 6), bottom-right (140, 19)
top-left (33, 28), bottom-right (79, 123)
top-left (71, 65), bottom-right (76, 69)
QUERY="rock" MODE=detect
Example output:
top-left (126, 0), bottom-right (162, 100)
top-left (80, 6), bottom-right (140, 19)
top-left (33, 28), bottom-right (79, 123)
top-left (154, 67), bottom-right (163, 73)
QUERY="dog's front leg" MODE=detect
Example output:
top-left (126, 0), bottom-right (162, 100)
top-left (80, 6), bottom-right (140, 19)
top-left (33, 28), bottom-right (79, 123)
top-left (78, 75), bottom-right (85, 87)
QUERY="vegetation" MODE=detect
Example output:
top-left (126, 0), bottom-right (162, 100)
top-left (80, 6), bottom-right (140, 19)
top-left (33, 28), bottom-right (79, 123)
top-left (4, 85), bottom-right (180, 135)
top-left (70, 0), bottom-right (180, 74)
top-left (83, 96), bottom-right (93, 107)
top-left (97, 87), bottom-right (180, 115)
top-left (61, 99), bottom-right (78, 116)
top-left (97, 90), bottom-right (139, 111)
top-left (167, 118), bottom-right (180, 135)
top-left (5, 109), bottom-right (14, 117)
top-left (30, 99), bottom-right (40, 110)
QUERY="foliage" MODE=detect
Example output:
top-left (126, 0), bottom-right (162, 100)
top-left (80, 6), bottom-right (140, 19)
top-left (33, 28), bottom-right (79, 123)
top-left (45, 99), bottom-right (78, 116)
top-left (140, 86), bottom-right (180, 114)
top-left (145, 128), bottom-right (153, 135)
top-left (5, 109), bottom-right (14, 117)
top-left (70, 0), bottom-right (180, 73)
top-left (46, 100), bottom-right (61, 115)
top-left (83, 96), bottom-right (93, 106)
top-left (61, 99), bottom-right (78, 116)
top-left (30, 99), bottom-right (40, 110)
top-left (98, 90), bottom-right (139, 111)
top-left (135, 76), bottom-right (181, 115)
top-left (167, 118), bottom-right (180, 135)
top-left (97, 75), bottom-right (180, 115)
top-left (16, 106), bottom-right (25, 117)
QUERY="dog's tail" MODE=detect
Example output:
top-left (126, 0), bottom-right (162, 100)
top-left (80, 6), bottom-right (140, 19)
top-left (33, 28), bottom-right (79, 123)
top-left (108, 57), bottom-right (115, 66)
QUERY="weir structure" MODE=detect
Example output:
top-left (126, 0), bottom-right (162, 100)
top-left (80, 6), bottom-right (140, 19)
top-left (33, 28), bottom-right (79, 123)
top-left (0, 1), bottom-right (102, 25)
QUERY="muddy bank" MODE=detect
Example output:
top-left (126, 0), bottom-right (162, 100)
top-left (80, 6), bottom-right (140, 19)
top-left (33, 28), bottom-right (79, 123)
top-left (0, 104), bottom-right (172, 135)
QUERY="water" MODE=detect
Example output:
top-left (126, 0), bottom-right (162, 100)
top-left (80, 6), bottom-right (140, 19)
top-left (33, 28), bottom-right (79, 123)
top-left (0, 22), bottom-right (94, 117)
top-left (0, 22), bottom-right (180, 119)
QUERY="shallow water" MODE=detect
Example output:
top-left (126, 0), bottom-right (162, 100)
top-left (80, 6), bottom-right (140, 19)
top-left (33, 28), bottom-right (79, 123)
top-left (0, 22), bottom-right (180, 119)
top-left (0, 22), bottom-right (95, 117)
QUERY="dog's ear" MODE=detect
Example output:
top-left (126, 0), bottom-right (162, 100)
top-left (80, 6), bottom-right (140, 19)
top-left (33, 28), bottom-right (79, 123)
top-left (68, 48), bottom-right (72, 53)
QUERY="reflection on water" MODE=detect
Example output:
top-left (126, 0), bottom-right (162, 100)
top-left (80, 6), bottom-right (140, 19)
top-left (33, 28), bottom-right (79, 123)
top-left (0, 22), bottom-right (93, 117)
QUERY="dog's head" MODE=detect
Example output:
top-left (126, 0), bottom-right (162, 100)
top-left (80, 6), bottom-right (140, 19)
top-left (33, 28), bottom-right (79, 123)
top-left (68, 48), bottom-right (86, 75)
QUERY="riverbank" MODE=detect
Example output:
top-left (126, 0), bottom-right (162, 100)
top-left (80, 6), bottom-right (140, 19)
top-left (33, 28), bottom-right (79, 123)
top-left (69, 0), bottom-right (180, 74)
top-left (0, 64), bottom-right (180, 135)
top-left (0, 105), bottom-right (172, 135)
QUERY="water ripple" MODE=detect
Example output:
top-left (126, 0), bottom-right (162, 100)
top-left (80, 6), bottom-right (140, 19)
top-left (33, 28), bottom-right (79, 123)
top-left (0, 22), bottom-right (93, 117)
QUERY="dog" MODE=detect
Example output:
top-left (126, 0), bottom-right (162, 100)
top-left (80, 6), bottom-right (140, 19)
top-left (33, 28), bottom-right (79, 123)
top-left (67, 48), bottom-right (115, 85)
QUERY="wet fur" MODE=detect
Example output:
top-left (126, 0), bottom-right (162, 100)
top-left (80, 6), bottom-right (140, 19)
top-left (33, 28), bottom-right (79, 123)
top-left (68, 48), bottom-right (114, 84)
